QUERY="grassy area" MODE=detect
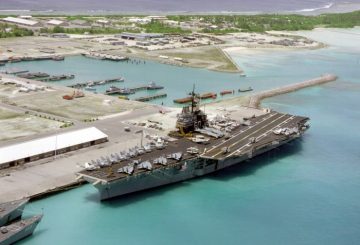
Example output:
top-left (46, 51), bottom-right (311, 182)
top-left (0, 23), bottom-right (33, 38)
top-left (168, 10), bottom-right (360, 33)
top-left (159, 46), bottom-right (239, 72)
top-left (141, 21), bottom-right (191, 34)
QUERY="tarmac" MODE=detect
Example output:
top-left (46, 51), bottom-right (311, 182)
top-left (0, 106), bottom-right (162, 203)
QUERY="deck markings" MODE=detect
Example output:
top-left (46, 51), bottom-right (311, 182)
top-left (211, 114), bottom-right (289, 158)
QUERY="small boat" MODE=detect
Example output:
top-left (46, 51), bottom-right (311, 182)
top-left (52, 55), bottom-right (65, 61)
top-left (84, 86), bottom-right (96, 91)
top-left (0, 198), bottom-right (29, 226)
top-left (0, 215), bottom-right (43, 245)
top-left (8, 58), bottom-right (21, 63)
top-left (147, 82), bottom-right (164, 90)
top-left (116, 88), bottom-right (132, 95)
top-left (173, 97), bottom-right (192, 104)
top-left (238, 87), bottom-right (253, 92)
top-left (200, 92), bottom-right (217, 99)
top-left (239, 73), bottom-right (247, 77)
top-left (220, 90), bottom-right (233, 96)
top-left (62, 95), bottom-right (73, 100)
top-left (106, 86), bottom-right (120, 93)
top-left (118, 95), bottom-right (129, 100)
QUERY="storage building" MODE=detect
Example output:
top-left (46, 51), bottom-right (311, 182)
top-left (0, 127), bottom-right (108, 169)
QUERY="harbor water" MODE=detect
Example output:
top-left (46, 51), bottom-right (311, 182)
top-left (16, 28), bottom-right (360, 244)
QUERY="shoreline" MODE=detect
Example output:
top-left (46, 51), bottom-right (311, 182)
top-left (0, 73), bottom-right (339, 203)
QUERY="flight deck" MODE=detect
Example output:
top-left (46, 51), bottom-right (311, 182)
top-left (78, 111), bottom-right (308, 183)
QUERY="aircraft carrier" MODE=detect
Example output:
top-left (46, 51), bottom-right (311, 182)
top-left (77, 91), bottom-right (309, 200)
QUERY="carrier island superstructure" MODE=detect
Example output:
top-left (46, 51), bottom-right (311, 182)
top-left (77, 90), bottom-right (309, 200)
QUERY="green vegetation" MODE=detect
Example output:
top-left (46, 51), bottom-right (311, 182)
top-left (141, 21), bottom-right (191, 34)
top-left (168, 10), bottom-right (360, 33)
top-left (0, 23), bottom-right (33, 38)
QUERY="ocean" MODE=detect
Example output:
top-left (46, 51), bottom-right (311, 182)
top-left (0, 0), bottom-right (360, 13)
top-left (10, 28), bottom-right (360, 244)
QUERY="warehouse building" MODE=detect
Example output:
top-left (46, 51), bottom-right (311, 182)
top-left (1, 17), bottom-right (41, 27)
top-left (0, 127), bottom-right (108, 169)
top-left (47, 19), bottom-right (68, 26)
top-left (117, 32), bottom-right (164, 41)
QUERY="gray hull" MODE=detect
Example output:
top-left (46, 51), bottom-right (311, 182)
top-left (90, 137), bottom-right (296, 200)
top-left (0, 199), bottom-right (28, 227)
top-left (0, 216), bottom-right (42, 245)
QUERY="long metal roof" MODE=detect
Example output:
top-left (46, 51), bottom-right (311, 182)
top-left (0, 127), bottom-right (108, 166)
top-left (2, 17), bottom-right (39, 26)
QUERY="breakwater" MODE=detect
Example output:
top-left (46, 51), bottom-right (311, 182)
top-left (248, 74), bottom-right (338, 108)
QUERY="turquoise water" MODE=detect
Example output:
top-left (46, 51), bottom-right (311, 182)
top-left (3, 50), bottom-right (351, 106)
top-left (3, 57), bottom-right (249, 105)
top-left (16, 29), bottom-right (360, 245)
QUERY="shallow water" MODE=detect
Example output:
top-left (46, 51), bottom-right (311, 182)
top-left (16, 28), bottom-right (360, 245)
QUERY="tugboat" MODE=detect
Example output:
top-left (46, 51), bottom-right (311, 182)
top-left (0, 215), bottom-right (43, 245)
top-left (147, 82), bottom-right (164, 90)
top-left (220, 90), bottom-right (233, 96)
top-left (0, 198), bottom-right (29, 226)
top-left (200, 92), bottom-right (217, 100)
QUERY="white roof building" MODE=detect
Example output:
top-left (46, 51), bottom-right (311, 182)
top-left (96, 19), bottom-right (109, 24)
top-left (0, 127), bottom-right (108, 167)
top-left (128, 17), bottom-right (151, 24)
top-left (47, 19), bottom-right (65, 26)
top-left (2, 17), bottom-right (39, 26)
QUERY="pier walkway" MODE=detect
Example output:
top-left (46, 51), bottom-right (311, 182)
top-left (248, 74), bottom-right (337, 108)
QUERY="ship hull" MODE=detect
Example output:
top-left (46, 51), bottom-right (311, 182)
top-left (0, 200), bottom-right (28, 226)
top-left (0, 216), bottom-right (42, 245)
top-left (89, 136), bottom-right (298, 200)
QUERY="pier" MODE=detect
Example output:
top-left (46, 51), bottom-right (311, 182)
top-left (68, 77), bottom-right (125, 88)
top-left (40, 74), bottom-right (75, 82)
top-left (248, 74), bottom-right (337, 108)
top-left (82, 53), bottom-right (129, 62)
top-left (105, 85), bottom-right (161, 95)
top-left (134, 93), bottom-right (167, 102)
top-left (0, 55), bottom-right (65, 64)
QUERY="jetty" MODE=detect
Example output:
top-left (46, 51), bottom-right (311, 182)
top-left (104, 86), bottom-right (146, 95)
top-left (105, 84), bottom-right (164, 95)
top-left (134, 93), bottom-right (167, 102)
top-left (1, 69), bottom-right (29, 75)
top-left (18, 72), bottom-right (49, 80)
top-left (68, 77), bottom-right (125, 88)
top-left (0, 55), bottom-right (65, 64)
top-left (37, 74), bottom-right (75, 82)
top-left (248, 74), bottom-right (337, 108)
top-left (82, 53), bottom-right (129, 62)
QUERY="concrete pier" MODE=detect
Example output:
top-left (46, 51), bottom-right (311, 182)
top-left (248, 74), bottom-right (337, 108)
